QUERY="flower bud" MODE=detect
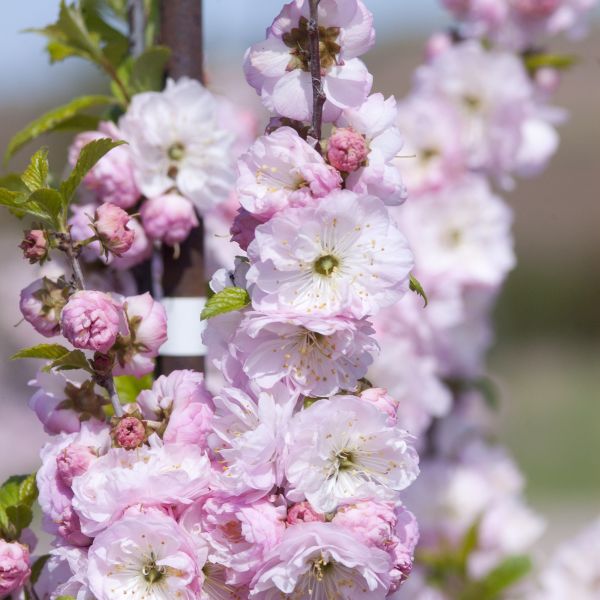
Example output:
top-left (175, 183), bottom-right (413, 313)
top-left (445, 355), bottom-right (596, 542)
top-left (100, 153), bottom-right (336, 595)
top-left (56, 443), bottom-right (96, 487)
top-left (327, 127), bottom-right (369, 173)
top-left (93, 203), bottom-right (135, 257)
top-left (360, 387), bottom-right (399, 426)
top-left (19, 229), bottom-right (48, 264)
top-left (19, 277), bottom-right (70, 338)
top-left (91, 352), bottom-right (114, 376)
top-left (286, 502), bottom-right (325, 525)
top-left (0, 540), bottom-right (31, 596)
top-left (113, 416), bottom-right (146, 449)
top-left (140, 193), bottom-right (198, 246)
top-left (61, 290), bottom-right (125, 353)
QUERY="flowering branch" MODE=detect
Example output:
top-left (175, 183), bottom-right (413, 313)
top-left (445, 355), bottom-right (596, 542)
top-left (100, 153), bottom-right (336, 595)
top-left (307, 0), bottom-right (326, 147)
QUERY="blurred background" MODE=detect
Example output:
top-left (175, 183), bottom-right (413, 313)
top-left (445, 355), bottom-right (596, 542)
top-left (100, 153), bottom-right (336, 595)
top-left (0, 1), bottom-right (599, 547)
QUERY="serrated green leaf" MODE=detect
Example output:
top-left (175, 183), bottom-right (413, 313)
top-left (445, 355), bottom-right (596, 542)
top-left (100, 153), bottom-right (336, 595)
top-left (114, 374), bottom-right (154, 404)
top-left (0, 188), bottom-right (26, 210)
top-left (18, 474), bottom-right (38, 507)
top-left (45, 349), bottom-right (92, 373)
top-left (201, 287), bottom-right (250, 320)
top-left (0, 476), bottom-right (25, 510)
top-left (524, 53), bottom-right (577, 74)
top-left (11, 344), bottom-right (70, 361)
top-left (409, 273), bottom-right (428, 307)
top-left (57, 0), bottom-right (104, 61)
top-left (26, 188), bottom-right (65, 227)
top-left (53, 113), bottom-right (102, 132)
top-left (60, 138), bottom-right (125, 203)
top-left (0, 174), bottom-right (29, 193)
top-left (21, 149), bottom-right (49, 192)
top-left (30, 554), bottom-right (50, 585)
top-left (6, 505), bottom-right (33, 537)
top-left (130, 46), bottom-right (170, 93)
top-left (5, 95), bottom-right (116, 161)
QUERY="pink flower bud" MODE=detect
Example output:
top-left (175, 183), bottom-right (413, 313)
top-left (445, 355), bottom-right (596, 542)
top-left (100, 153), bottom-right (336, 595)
top-left (19, 230), bottom-right (48, 264)
top-left (230, 207), bottom-right (265, 251)
top-left (141, 193), bottom-right (198, 246)
top-left (360, 387), bottom-right (399, 426)
top-left (93, 203), bottom-right (135, 256)
top-left (327, 128), bottom-right (369, 173)
top-left (56, 443), bottom-right (96, 488)
top-left (512, 0), bottom-right (560, 18)
top-left (286, 502), bottom-right (325, 525)
top-left (61, 290), bottom-right (125, 353)
top-left (113, 416), bottom-right (146, 449)
top-left (111, 218), bottom-right (153, 270)
top-left (19, 277), bottom-right (70, 338)
top-left (0, 540), bottom-right (31, 596)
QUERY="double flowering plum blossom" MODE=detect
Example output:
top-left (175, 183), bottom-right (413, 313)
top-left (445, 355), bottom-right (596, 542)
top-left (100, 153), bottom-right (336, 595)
top-left (285, 396), bottom-right (419, 512)
top-left (92, 203), bottom-right (135, 257)
top-left (415, 41), bottom-right (559, 185)
top-left (0, 540), bottom-right (31, 597)
top-left (247, 189), bottom-right (413, 319)
top-left (231, 312), bottom-right (378, 397)
top-left (140, 192), bottom-right (199, 246)
top-left (250, 521), bottom-right (391, 598)
top-left (19, 277), bottom-right (69, 338)
top-left (87, 510), bottom-right (202, 600)
top-left (236, 126), bottom-right (342, 219)
top-left (244, 0), bottom-right (375, 122)
top-left (119, 77), bottom-right (235, 213)
top-left (397, 175), bottom-right (515, 289)
top-left (335, 93), bottom-right (408, 205)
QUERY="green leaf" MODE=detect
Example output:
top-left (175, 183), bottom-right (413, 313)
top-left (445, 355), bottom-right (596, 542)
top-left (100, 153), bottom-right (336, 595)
top-left (11, 344), bottom-right (70, 361)
top-left (409, 273), bottom-right (428, 307)
top-left (26, 188), bottom-right (66, 227)
top-left (5, 95), bottom-right (116, 161)
top-left (60, 138), bottom-right (125, 203)
top-left (30, 554), bottom-right (50, 585)
top-left (46, 350), bottom-right (92, 373)
top-left (0, 476), bottom-right (25, 510)
top-left (0, 188), bottom-right (26, 211)
top-left (55, 596), bottom-right (77, 600)
top-left (524, 53), bottom-right (577, 74)
top-left (53, 113), bottom-right (102, 132)
top-left (20, 149), bottom-right (49, 192)
top-left (457, 520), bottom-right (480, 571)
top-left (130, 46), bottom-right (170, 93)
top-left (460, 556), bottom-right (532, 600)
top-left (114, 374), bottom-right (154, 404)
top-left (201, 287), bottom-right (250, 320)
top-left (56, 0), bottom-right (104, 62)
top-left (6, 505), bottom-right (33, 535)
top-left (18, 473), bottom-right (38, 507)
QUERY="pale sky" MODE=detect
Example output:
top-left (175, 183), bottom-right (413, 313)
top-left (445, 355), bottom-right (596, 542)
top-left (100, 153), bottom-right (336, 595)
top-left (0, 1), bottom-right (447, 102)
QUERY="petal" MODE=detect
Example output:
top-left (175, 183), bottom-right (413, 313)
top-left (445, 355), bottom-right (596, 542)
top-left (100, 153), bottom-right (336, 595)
top-left (323, 59), bottom-right (372, 110)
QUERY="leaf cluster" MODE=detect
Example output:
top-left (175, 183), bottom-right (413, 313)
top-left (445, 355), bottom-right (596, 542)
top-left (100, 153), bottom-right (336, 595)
top-left (0, 474), bottom-right (38, 542)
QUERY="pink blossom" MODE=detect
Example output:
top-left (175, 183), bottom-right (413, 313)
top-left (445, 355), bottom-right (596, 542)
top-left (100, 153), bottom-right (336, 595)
top-left (236, 127), bottom-right (341, 219)
top-left (87, 510), bottom-right (202, 600)
top-left (19, 229), bottom-right (48, 264)
top-left (164, 401), bottom-right (213, 449)
top-left (114, 293), bottom-right (167, 377)
top-left (230, 207), bottom-right (265, 251)
top-left (333, 501), bottom-right (420, 590)
top-left (244, 0), bottom-right (375, 122)
top-left (56, 443), bottom-right (97, 487)
top-left (141, 193), bottom-right (199, 245)
top-left (180, 496), bottom-right (286, 585)
top-left (68, 121), bottom-right (140, 209)
top-left (28, 370), bottom-right (106, 435)
top-left (327, 127), bottom-right (369, 172)
top-left (93, 203), bottom-right (134, 256)
top-left (287, 502), bottom-right (325, 525)
top-left (113, 416), bottom-right (146, 449)
top-left (0, 540), bottom-right (31, 597)
top-left (19, 277), bottom-right (69, 338)
top-left (110, 216), bottom-right (153, 270)
top-left (360, 387), bottom-right (399, 426)
top-left (61, 290), bottom-right (125, 353)
top-left (232, 312), bottom-right (378, 397)
top-left (247, 189), bottom-right (413, 319)
top-left (337, 94), bottom-right (408, 204)
top-left (251, 521), bottom-right (391, 598)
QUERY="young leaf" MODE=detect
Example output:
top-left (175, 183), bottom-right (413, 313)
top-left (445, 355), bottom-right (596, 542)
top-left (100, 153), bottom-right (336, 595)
top-left (46, 350), bottom-right (92, 373)
top-left (201, 287), bottom-right (250, 320)
top-left (26, 188), bottom-right (66, 227)
top-left (60, 138), bottom-right (125, 203)
top-left (130, 46), bottom-right (171, 93)
top-left (460, 556), bottom-right (532, 600)
top-left (524, 53), bottom-right (577, 74)
top-left (11, 344), bottom-right (70, 361)
top-left (0, 476), bottom-right (26, 510)
top-left (21, 149), bottom-right (49, 192)
top-left (409, 273), bottom-right (428, 307)
top-left (114, 374), bottom-right (154, 404)
top-left (5, 95), bottom-right (116, 161)
top-left (18, 473), bottom-right (38, 507)
top-left (5, 505), bottom-right (33, 536)
top-left (30, 555), bottom-right (50, 585)
top-left (56, 0), bottom-right (104, 62)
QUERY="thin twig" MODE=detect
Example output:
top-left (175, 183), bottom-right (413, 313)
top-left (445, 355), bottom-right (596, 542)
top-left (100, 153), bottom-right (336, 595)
top-left (307, 0), bottom-right (326, 150)
top-left (64, 244), bottom-right (86, 291)
top-left (102, 375), bottom-right (124, 418)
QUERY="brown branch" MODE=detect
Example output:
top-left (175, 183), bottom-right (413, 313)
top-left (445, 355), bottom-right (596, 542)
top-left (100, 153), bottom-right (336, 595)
top-left (307, 0), bottom-right (326, 150)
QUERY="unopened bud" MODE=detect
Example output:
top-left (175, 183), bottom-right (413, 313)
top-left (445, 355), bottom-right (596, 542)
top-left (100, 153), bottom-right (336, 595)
top-left (19, 229), bottom-right (48, 264)
top-left (113, 416), bottom-right (146, 450)
top-left (327, 128), bottom-right (369, 173)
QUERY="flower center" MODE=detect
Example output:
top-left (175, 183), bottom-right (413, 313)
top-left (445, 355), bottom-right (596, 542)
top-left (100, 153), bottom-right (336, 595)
top-left (336, 449), bottom-right (356, 471)
top-left (462, 94), bottom-right (482, 112)
top-left (310, 555), bottom-right (334, 582)
top-left (313, 254), bottom-right (339, 276)
top-left (420, 147), bottom-right (440, 163)
top-left (282, 17), bottom-right (341, 72)
top-left (168, 142), bottom-right (186, 161)
top-left (142, 553), bottom-right (166, 585)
